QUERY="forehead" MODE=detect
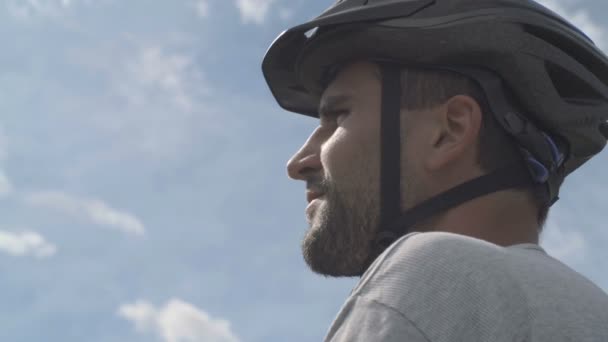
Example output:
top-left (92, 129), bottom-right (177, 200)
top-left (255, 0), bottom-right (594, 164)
top-left (321, 61), bottom-right (381, 99)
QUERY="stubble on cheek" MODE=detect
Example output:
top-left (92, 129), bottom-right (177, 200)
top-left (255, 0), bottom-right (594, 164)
top-left (301, 120), bottom-right (382, 276)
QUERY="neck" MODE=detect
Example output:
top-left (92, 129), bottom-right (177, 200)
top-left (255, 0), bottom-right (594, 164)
top-left (411, 189), bottom-right (540, 246)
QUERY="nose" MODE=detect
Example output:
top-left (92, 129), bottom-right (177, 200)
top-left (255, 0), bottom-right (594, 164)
top-left (287, 131), bottom-right (322, 181)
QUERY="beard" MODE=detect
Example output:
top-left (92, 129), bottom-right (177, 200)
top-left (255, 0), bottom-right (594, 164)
top-left (301, 174), bottom-right (382, 277)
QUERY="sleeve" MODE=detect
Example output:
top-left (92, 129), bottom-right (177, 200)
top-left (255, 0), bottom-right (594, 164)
top-left (324, 295), bottom-right (431, 342)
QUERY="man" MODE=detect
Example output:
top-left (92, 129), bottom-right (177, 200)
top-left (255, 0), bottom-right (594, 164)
top-left (262, 0), bottom-right (608, 341)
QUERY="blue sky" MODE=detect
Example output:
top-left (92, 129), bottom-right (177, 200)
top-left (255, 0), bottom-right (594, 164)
top-left (0, 0), bottom-right (606, 341)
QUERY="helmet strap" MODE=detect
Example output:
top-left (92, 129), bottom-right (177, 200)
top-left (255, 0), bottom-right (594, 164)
top-left (372, 63), bottom-right (541, 260)
top-left (374, 163), bottom-right (536, 249)
top-left (378, 63), bottom-right (403, 236)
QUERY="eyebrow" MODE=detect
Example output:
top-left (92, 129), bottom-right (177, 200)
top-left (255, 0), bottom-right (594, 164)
top-left (318, 94), bottom-right (351, 120)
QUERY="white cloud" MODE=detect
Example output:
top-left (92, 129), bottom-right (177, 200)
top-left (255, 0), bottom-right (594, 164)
top-left (0, 125), bottom-right (8, 162)
top-left (278, 7), bottom-right (293, 21)
top-left (0, 230), bottom-right (57, 258)
top-left (73, 38), bottom-right (208, 114)
top-left (0, 126), bottom-right (12, 197)
top-left (118, 299), bottom-right (240, 342)
top-left (235, 0), bottom-right (276, 25)
top-left (6, 0), bottom-right (112, 20)
top-left (541, 216), bottom-right (587, 263)
top-left (66, 36), bottom-right (220, 162)
top-left (23, 191), bottom-right (145, 236)
top-left (536, 0), bottom-right (607, 52)
top-left (6, 0), bottom-right (72, 19)
top-left (121, 45), bottom-right (201, 112)
top-left (0, 170), bottom-right (14, 197)
top-left (194, 0), bottom-right (209, 18)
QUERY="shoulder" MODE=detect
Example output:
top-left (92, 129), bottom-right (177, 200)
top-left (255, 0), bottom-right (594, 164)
top-left (351, 232), bottom-right (530, 340)
top-left (386, 231), bottom-right (502, 260)
top-left (358, 231), bottom-right (505, 291)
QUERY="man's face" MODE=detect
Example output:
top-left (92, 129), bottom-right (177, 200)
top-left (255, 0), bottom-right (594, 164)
top-left (287, 61), bottom-right (396, 277)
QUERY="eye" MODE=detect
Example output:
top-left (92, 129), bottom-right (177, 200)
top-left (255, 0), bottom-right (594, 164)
top-left (323, 110), bottom-right (349, 125)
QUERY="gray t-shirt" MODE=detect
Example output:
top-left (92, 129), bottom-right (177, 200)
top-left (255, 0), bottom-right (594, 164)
top-left (324, 231), bottom-right (608, 341)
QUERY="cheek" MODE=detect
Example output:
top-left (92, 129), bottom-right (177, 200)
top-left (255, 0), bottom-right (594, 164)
top-left (402, 125), bottom-right (425, 174)
top-left (321, 126), bottom-right (378, 182)
top-left (320, 128), bottom-right (350, 179)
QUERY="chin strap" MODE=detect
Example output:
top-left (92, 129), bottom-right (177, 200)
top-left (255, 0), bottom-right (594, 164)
top-left (378, 64), bottom-right (403, 242)
top-left (375, 163), bottom-right (537, 248)
top-left (372, 62), bottom-right (566, 256)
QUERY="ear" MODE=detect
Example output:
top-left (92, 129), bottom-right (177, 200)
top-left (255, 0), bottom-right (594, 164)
top-left (424, 95), bottom-right (482, 171)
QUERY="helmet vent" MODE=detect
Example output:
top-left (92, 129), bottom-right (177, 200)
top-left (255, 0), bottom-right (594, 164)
top-left (545, 61), bottom-right (607, 103)
top-left (305, 27), bottom-right (319, 38)
top-left (524, 24), bottom-right (608, 90)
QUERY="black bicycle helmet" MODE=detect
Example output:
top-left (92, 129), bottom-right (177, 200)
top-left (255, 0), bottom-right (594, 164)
top-left (262, 0), bottom-right (608, 266)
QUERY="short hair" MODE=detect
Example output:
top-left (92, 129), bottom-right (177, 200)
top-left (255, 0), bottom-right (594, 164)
top-left (399, 68), bottom-right (550, 231)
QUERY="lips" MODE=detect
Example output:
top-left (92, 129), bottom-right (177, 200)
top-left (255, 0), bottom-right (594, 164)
top-left (306, 191), bottom-right (324, 203)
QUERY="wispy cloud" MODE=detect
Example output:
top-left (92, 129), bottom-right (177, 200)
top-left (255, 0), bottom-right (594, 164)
top-left (0, 230), bottom-right (57, 258)
top-left (235, 0), bottom-right (276, 25)
top-left (0, 125), bottom-right (8, 162)
top-left (6, 0), bottom-right (75, 19)
top-left (118, 299), bottom-right (240, 342)
top-left (23, 191), bottom-right (145, 236)
top-left (118, 45), bottom-right (203, 112)
top-left (278, 7), bottom-right (293, 21)
top-left (66, 36), bottom-right (219, 162)
top-left (537, 0), bottom-right (607, 51)
top-left (0, 125), bottom-right (12, 198)
top-left (541, 216), bottom-right (587, 263)
top-left (0, 170), bottom-right (14, 198)
top-left (194, 0), bottom-right (209, 18)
